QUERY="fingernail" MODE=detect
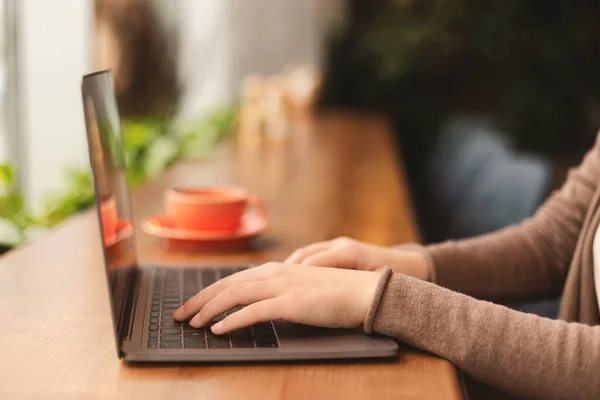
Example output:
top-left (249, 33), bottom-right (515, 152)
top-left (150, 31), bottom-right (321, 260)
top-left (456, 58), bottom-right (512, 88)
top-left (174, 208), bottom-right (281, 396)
top-left (211, 321), bottom-right (224, 334)
top-left (190, 315), bottom-right (201, 327)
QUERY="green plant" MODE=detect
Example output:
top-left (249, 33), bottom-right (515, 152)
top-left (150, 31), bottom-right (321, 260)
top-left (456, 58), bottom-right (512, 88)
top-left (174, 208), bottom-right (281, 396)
top-left (38, 106), bottom-right (237, 226)
top-left (34, 167), bottom-right (96, 227)
top-left (0, 164), bottom-right (26, 250)
top-left (0, 106), bottom-right (238, 254)
top-left (121, 105), bottom-right (238, 186)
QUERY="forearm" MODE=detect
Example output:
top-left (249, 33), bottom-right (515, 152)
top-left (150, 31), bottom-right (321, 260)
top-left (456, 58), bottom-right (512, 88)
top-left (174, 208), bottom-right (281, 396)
top-left (393, 135), bottom-right (600, 302)
top-left (366, 272), bottom-right (600, 400)
top-left (417, 138), bottom-right (600, 301)
top-left (424, 213), bottom-right (576, 301)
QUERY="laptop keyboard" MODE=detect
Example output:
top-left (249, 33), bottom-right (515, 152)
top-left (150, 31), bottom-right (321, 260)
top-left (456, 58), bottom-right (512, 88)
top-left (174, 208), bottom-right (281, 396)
top-left (147, 267), bottom-right (280, 350)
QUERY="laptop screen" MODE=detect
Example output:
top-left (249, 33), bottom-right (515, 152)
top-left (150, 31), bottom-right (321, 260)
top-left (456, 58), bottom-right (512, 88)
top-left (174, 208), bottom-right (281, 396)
top-left (81, 70), bottom-right (138, 351)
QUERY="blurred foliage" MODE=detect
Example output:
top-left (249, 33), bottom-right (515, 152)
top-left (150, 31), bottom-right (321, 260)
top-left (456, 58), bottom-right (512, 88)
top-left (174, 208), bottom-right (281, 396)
top-left (320, 0), bottom-right (600, 155)
top-left (0, 164), bottom-right (26, 251)
top-left (35, 167), bottom-right (97, 228)
top-left (0, 106), bottom-right (238, 252)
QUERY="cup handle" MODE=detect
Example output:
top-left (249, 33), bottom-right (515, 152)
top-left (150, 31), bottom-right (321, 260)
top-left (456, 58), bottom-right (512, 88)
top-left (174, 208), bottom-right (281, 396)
top-left (247, 195), bottom-right (266, 218)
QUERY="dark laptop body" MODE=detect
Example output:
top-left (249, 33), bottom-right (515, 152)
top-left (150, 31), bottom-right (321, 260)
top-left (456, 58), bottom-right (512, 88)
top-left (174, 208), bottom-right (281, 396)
top-left (81, 70), bottom-right (399, 362)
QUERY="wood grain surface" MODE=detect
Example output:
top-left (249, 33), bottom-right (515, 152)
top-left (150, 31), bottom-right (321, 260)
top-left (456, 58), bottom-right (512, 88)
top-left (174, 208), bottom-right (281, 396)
top-left (0, 112), bottom-right (463, 399)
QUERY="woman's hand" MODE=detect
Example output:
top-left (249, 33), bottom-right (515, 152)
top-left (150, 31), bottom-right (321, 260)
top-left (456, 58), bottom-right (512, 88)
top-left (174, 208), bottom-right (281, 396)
top-left (285, 237), bottom-right (430, 280)
top-left (172, 263), bottom-right (381, 335)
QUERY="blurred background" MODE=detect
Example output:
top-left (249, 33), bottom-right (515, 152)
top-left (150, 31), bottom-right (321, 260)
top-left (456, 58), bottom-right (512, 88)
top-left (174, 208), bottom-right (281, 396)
top-left (0, 0), bottom-right (598, 252)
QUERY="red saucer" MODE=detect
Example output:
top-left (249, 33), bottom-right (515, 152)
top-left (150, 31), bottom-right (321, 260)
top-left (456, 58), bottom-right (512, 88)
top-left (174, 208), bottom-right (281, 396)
top-left (104, 219), bottom-right (133, 248)
top-left (141, 212), bottom-right (267, 251)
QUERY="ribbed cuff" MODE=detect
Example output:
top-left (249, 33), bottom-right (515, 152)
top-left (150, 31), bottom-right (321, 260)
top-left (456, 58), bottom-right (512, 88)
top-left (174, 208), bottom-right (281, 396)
top-left (364, 266), bottom-right (393, 335)
top-left (393, 243), bottom-right (437, 283)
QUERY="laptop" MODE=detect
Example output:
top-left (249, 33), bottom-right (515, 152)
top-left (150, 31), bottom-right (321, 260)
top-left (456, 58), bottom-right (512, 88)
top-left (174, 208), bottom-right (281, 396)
top-left (81, 69), bottom-right (399, 362)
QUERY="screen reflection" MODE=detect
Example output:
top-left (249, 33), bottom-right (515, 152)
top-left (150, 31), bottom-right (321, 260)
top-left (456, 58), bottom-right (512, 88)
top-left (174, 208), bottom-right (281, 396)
top-left (82, 71), bottom-right (138, 339)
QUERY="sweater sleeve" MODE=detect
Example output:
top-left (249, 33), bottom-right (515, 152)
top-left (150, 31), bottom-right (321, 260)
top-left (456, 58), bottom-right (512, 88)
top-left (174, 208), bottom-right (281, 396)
top-left (365, 272), bottom-right (600, 400)
top-left (420, 134), bottom-right (600, 302)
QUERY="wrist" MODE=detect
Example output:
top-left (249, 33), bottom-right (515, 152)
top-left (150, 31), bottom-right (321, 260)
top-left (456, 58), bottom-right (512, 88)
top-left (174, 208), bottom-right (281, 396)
top-left (406, 252), bottom-right (431, 281)
top-left (389, 246), bottom-right (432, 281)
top-left (363, 267), bottom-right (393, 334)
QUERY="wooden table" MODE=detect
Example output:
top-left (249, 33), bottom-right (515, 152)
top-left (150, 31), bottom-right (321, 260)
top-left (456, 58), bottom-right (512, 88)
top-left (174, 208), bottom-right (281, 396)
top-left (0, 112), bottom-right (463, 399)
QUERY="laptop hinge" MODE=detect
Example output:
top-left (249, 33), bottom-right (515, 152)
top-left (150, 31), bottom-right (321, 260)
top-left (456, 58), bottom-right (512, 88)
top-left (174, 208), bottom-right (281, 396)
top-left (121, 267), bottom-right (142, 342)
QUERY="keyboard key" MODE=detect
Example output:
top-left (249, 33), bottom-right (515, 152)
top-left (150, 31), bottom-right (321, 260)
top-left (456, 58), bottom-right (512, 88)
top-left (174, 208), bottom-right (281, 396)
top-left (232, 338), bottom-right (254, 348)
top-left (184, 330), bottom-right (203, 338)
top-left (161, 328), bottom-right (181, 335)
top-left (255, 340), bottom-right (278, 348)
top-left (160, 335), bottom-right (182, 342)
top-left (160, 342), bottom-right (182, 349)
top-left (251, 323), bottom-right (275, 340)
top-left (220, 268), bottom-right (234, 278)
top-left (149, 332), bottom-right (158, 338)
top-left (148, 339), bottom-right (158, 349)
top-left (162, 310), bottom-right (178, 316)
top-left (207, 335), bottom-right (231, 348)
top-left (149, 324), bottom-right (159, 331)
top-left (162, 302), bottom-right (181, 309)
top-left (201, 270), bottom-right (216, 286)
top-left (161, 321), bottom-right (181, 328)
top-left (231, 327), bottom-right (252, 338)
top-left (184, 339), bottom-right (206, 349)
top-left (151, 305), bottom-right (160, 312)
top-left (253, 332), bottom-right (276, 341)
top-left (150, 318), bottom-right (159, 324)
top-left (184, 269), bottom-right (197, 282)
top-left (253, 322), bottom-right (274, 332)
top-left (211, 313), bottom-right (227, 323)
top-left (150, 312), bottom-right (159, 318)
top-left (231, 328), bottom-right (253, 348)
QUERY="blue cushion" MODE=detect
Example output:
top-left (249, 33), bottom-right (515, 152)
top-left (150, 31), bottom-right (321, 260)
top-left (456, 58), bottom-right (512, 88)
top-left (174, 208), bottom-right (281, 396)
top-left (428, 115), bottom-right (552, 237)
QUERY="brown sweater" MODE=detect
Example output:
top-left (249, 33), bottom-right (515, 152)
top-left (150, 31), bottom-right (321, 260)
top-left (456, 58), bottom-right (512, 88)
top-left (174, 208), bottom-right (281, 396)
top-left (365, 135), bottom-right (600, 399)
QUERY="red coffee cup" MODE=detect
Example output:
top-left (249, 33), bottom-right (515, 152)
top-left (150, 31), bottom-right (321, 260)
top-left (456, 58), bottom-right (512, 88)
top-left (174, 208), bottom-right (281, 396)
top-left (100, 196), bottom-right (118, 241)
top-left (165, 187), bottom-right (265, 232)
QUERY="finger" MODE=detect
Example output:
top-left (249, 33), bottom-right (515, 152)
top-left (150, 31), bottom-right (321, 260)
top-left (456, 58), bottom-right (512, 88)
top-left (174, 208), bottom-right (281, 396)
top-left (211, 298), bottom-right (285, 335)
top-left (189, 280), bottom-right (279, 327)
top-left (303, 245), bottom-right (359, 269)
top-left (174, 263), bottom-right (279, 320)
top-left (284, 241), bottom-right (333, 264)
